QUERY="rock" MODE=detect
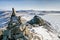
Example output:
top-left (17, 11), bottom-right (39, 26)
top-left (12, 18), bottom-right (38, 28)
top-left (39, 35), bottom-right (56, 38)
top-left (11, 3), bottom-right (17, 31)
top-left (18, 16), bottom-right (26, 24)
top-left (0, 30), bottom-right (3, 36)
top-left (1, 8), bottom-right (42, 40)
top-left (27, 15), bottom-right (45, 26)
top-left (0, 30), bottom-right (3, 40)
top-left (2, 8), bottom-right (30, 40)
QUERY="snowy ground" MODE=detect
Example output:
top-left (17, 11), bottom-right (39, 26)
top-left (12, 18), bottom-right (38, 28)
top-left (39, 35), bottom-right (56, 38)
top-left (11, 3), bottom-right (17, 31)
top-left (0, 11), bottom-right (60, 40)
top-left (20, 13), bottom-right (60, 40)
top-left (32, 26), bottom-right (59, 40)
top-left (42, 14), bottom-right (60, 34)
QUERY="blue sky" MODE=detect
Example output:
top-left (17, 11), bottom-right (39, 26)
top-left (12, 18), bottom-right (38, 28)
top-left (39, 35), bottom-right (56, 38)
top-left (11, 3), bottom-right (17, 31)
top-left (0, 0), bottom-right (60, 10)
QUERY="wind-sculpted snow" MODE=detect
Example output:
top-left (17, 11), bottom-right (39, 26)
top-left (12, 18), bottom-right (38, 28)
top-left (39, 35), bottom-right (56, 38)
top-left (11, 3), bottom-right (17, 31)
top-left (0, 12), bottom-right (11, 28)
top-left (42, 14), bottom-right (60, 34)
top-left (32, 26), bottom-right (59, 40)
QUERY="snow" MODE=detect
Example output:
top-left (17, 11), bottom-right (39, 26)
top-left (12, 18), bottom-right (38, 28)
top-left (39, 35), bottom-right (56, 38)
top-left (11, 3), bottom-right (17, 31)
top-left (32, 26), bottom-right (59, 40)
top-left (0, 11), bottom-right (60, 40)
top-left (42, 14), bottom-right (60, 33)
top-left (20, 13), bottom-right (60, 40)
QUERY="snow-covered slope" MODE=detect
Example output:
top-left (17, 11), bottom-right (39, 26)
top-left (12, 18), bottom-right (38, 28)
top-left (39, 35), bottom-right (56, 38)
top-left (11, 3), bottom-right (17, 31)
top-left (32, 26), bottom-right (59, 40)
top-left (19, 13), bottom-right (60, 40)
top-left (42, 14), bottom-right (60, 34)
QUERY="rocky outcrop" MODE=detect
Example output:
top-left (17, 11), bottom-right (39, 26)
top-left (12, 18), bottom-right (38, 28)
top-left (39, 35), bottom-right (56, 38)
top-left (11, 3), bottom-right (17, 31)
top-left (27, 15), bottom-right (44, 26)
top-left (27, 15), bottom-right (55, 33)
top-left (1, 8), bottom-right (41, 40)
top-left (27, 15), bottom-right (50, 26)
top-left (1, 8), bottom-right (25, 40)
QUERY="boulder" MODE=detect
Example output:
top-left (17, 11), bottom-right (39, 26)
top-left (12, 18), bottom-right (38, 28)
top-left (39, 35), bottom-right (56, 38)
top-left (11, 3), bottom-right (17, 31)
top-left (27, 15), bottom-right (44, 26)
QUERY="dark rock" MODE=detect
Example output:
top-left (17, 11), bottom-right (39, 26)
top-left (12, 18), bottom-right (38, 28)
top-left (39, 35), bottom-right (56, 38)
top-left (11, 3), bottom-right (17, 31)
top-left (58, 35), bottom-right (60, 38)
top-left (27, 15), bottom-right (44, 26)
